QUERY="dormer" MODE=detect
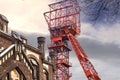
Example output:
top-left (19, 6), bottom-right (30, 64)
top-left (0, 14), bottom-right (9, 33)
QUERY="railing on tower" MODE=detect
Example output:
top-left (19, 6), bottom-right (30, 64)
top-left (44, 0), bottom-right (101, 80)
top-left (44, 0), bottom-right (81, 35)
top-left (44, 0), bottom-right (81, 80)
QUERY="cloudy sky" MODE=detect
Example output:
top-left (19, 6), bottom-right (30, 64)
top-left (0, 0), bottom-right (120, 80)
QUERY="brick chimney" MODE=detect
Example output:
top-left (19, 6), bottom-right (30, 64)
top-left (37, 37), bottom-right (45, 59)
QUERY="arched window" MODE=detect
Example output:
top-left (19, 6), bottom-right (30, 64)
top-left (29, 58), bottom-right (39, 80)
top-left (43, 68), bottom-right (49, 80)
top-left (11, 69), bottom-right (20, 80)
top-left (0, 23), bottom-right (3, 31)
top-left (4, 73), bottom-right (9, 80)
top-left (3, 68), bottom-right (26, 80)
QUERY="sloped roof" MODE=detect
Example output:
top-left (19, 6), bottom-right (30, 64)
top-left (0, 14), bottom-right (9, 23)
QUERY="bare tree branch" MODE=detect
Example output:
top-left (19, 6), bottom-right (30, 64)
top-left (80, 0), bottom-right (120, 23)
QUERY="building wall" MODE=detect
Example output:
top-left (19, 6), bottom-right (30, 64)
top-left (0, 35), bottom-right (12, 49)
top-left (0, 14), bottom-right (54, 80)
top-left (0, 32), bottom-right (54, 80)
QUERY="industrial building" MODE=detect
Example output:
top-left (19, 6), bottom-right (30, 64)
top-left (0, 14), bottom-right (54, 80)
top-left (0, 0), bottom-right (101, 80)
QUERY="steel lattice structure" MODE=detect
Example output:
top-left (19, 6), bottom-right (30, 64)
top-left (44, 0), bottom-right (101, 80)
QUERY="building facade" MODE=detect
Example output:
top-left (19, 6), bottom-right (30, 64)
top-left (0, 14), bottom-right (54, 80)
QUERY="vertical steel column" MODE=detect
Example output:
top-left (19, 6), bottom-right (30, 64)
top-left (44, 0), bottom-right (101, 80)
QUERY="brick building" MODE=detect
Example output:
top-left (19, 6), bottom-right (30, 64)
top-left (0, 14), bottom-right (55, 80)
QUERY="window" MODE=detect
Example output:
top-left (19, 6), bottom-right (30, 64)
top-left (0, 23), bottom-right (3, 30)
top-left (5, 73), bottom-right (9, 80)
top-left (11, 69), bottom-right (20, 80)
top-left (43, 69), bottom-right (49, 80)
top-left (29, 58), bottom-right (39, 79)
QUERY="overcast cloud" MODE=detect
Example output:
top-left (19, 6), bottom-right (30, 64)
top-left (0, 0), bottom-right (120, 80)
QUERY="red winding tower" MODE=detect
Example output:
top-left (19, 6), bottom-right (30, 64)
top-left (44, 0), bottom-right (101, 80)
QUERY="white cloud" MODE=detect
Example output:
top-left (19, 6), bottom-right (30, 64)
top-left (70, 56), bottom-right (87, 80)
top-left (0, 0), bottom-right (56, 34)
top-left (92, 59), bottom-right (120, 80)
top-left (80, 23), bottom-right (120, 45)
top-left (70, 56), bottom-right (120, 80)
top-left (1, 1), bottom-right (119, 80)
top-left (2, 0), bottom-right (119, 44)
